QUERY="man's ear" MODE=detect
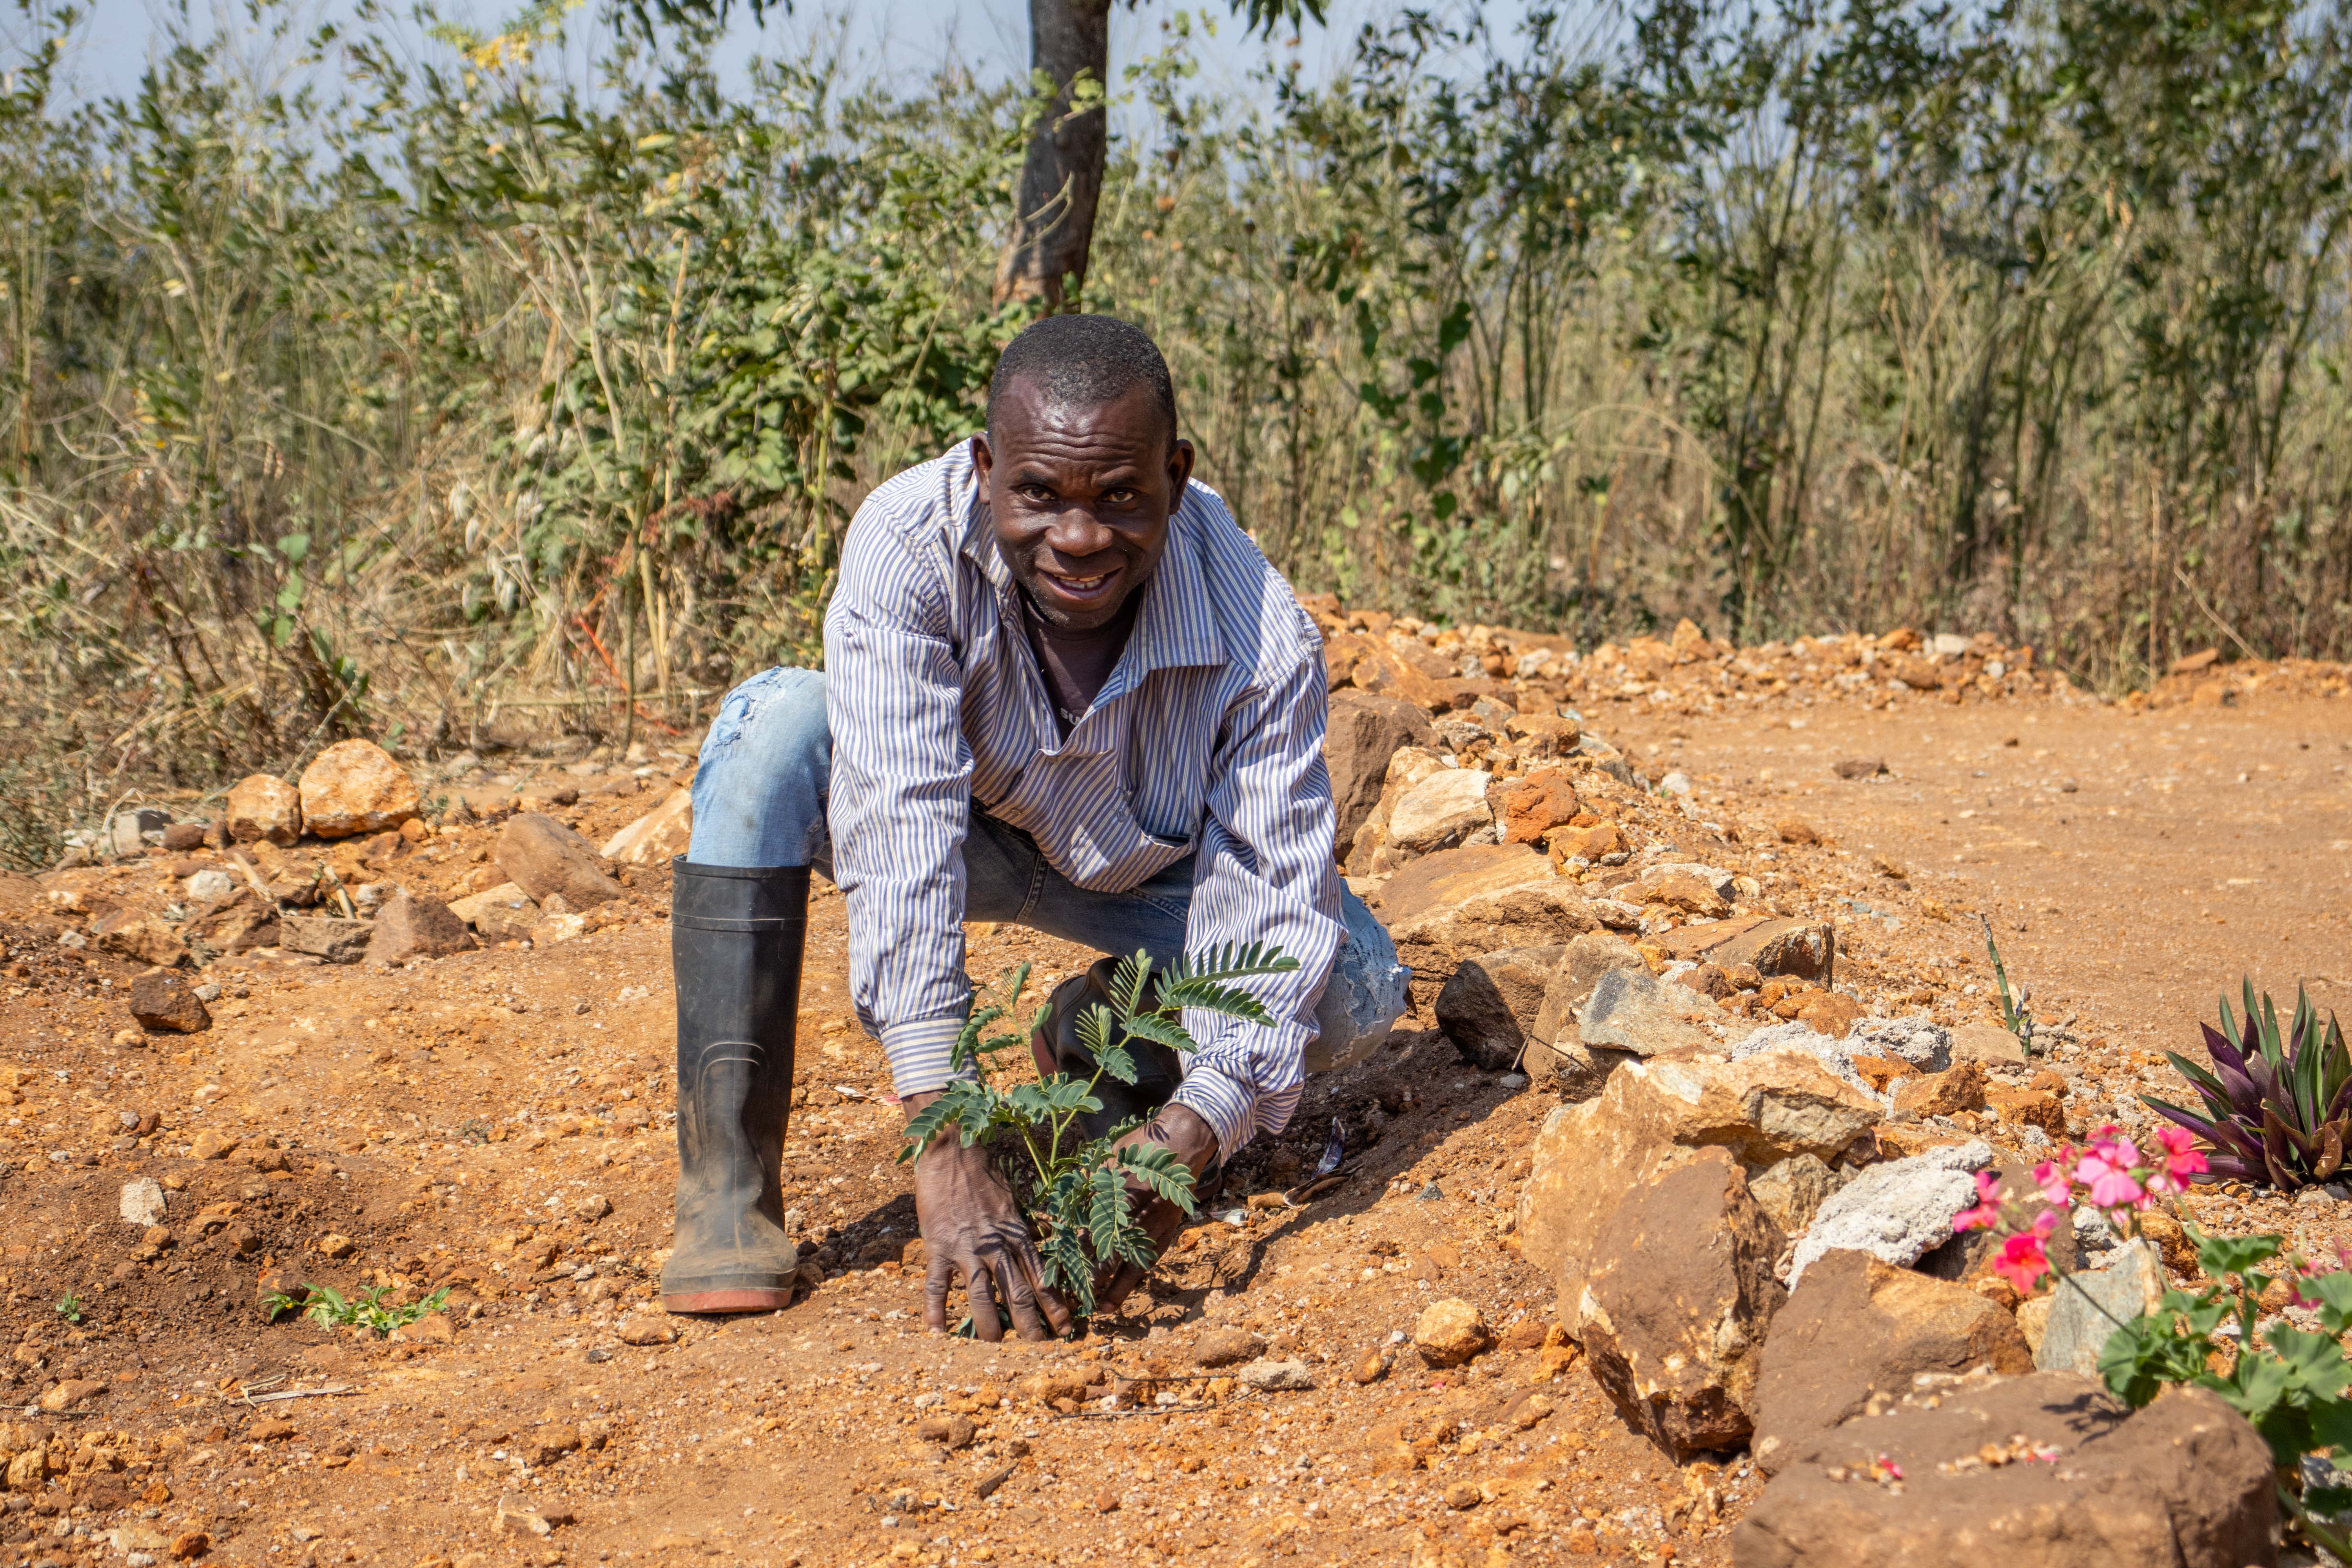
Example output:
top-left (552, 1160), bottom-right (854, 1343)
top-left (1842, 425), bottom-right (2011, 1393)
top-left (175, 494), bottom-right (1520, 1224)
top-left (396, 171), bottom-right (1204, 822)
top-left (1167, 437), bottom-right (1194, 508)
top-left (970, 431), bottom-right (995, 485)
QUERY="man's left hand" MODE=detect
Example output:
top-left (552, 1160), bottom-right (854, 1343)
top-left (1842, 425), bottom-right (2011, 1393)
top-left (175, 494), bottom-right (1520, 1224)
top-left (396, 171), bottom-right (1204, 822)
top-left (1096, 1103), bottom-right (1220, 1312)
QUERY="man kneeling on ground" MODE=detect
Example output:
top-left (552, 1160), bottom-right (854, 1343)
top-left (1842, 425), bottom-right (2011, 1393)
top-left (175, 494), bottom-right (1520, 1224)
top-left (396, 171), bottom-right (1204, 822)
top-left (662, 314), bottom-right (1407, 1338)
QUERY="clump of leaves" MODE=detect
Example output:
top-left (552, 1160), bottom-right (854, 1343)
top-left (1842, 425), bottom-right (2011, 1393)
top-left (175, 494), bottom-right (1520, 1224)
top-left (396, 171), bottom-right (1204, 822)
top-left (2097, 1224), bottom-right (2352, 1558)
top-left (2146, 980), bottom-right (2352, 1189)
top-left (53, 1292), bottom-right (81, 1324)
top-left (900, 944), bottom-right (1299, 1319)
top-left (262, 1282), bottom-right (452, 1338)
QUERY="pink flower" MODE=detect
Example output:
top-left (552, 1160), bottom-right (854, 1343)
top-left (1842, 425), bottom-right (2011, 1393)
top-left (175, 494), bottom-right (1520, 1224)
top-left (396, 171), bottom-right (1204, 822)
top-left (1992, 1231), bottom-right (2053, 1295)
top-left (2074, 1139), bottom-right (2147, 1210)
top-left (2031, 1156), bottom-right (2073, 1207)
top-left (1953, 1171), bottom-right (2004, 1233)
top-left (2148, 1125), bottom-right (2208, 1192)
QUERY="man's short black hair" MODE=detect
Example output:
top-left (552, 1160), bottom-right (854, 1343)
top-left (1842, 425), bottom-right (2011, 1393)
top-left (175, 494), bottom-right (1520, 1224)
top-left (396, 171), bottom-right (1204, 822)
top-left (986, 314), bottom-right (1179, 452)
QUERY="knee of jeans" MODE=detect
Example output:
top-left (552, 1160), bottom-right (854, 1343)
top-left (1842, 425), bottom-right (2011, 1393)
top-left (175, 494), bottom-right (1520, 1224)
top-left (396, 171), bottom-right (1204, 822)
top-left (694, 668), bottom-right (829, 812)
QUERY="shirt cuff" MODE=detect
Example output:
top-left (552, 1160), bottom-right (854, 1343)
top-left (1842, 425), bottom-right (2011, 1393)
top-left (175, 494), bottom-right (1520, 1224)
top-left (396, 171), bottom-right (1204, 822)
top-left (1173, 1062), bottom-right (1303, 1165)
top-left (879, 1014), bottom-right (973, 1098)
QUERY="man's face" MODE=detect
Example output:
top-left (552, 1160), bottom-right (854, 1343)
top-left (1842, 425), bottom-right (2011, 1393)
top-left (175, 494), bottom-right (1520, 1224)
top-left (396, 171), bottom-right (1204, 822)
top-left (973, 381), bottom-right (1193, 633)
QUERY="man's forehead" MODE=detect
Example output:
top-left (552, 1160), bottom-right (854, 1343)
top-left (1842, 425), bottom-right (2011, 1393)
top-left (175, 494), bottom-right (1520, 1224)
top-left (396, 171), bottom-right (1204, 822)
top-left (989, 381), bottom-right (1171, 456)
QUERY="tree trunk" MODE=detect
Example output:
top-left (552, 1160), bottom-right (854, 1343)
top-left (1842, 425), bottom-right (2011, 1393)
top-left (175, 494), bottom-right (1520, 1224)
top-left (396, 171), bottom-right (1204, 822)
top-left (994, 0), bottom-right (1112, 307)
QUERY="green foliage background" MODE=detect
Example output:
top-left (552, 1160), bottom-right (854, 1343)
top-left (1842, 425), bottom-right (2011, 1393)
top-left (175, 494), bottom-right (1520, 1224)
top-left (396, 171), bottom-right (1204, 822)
top-left (4, 0), bottom-right (2352, 855)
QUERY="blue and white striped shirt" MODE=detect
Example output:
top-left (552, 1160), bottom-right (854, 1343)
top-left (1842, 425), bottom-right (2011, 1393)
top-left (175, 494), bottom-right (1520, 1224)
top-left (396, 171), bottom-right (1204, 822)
top-left (822, 441), bottom-right (1342, 1157)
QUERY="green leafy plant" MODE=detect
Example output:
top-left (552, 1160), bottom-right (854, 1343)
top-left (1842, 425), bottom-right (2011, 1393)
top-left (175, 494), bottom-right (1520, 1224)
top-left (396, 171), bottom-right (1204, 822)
top-left (2096, 1225), bottom-right (2352, 1557)
top-left (52, 1292), bottom-right (80, 1325)
top-left (2145, 980), bottom-right (2352, 1190)
top-left (899, 944), bottom-right (1299, 1319)
top-left (263, 1282), bottom-right (452, 1338)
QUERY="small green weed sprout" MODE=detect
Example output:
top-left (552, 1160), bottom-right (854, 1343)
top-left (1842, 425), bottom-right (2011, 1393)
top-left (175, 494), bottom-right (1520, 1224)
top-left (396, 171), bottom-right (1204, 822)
top-left (263, 1282), bottom-right (452, 1338)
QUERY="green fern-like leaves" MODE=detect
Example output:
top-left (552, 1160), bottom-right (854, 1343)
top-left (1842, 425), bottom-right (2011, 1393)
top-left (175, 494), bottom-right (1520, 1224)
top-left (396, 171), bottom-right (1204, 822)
top-left (902, 943), bottom-right (1293, 1330)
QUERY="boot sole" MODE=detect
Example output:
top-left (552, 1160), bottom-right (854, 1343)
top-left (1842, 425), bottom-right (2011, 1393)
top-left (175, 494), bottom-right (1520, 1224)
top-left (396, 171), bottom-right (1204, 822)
top-left (661, 1287), bottom-right (795, 1315)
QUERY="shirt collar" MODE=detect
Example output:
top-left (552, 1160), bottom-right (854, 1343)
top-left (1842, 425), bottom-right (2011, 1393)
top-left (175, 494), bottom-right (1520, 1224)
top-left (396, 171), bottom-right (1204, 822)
top-left (951, 440), bottom-right (1229, 685)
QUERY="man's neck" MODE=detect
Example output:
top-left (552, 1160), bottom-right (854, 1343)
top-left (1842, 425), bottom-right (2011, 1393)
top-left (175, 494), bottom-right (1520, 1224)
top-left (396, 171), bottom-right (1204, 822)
top-left (1019, 584), bottom-right (1142, 732)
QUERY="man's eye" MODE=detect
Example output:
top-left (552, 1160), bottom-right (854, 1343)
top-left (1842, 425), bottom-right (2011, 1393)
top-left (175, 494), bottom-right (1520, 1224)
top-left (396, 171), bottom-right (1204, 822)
top-left (1018, 485), bottom-right (1054, 503)
top-left (1103, 489), bottom-right (1136, 505)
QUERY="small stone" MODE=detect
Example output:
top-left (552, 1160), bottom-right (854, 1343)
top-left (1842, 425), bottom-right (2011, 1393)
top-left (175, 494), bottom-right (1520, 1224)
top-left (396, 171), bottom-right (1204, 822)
top-left (119, 1178), bottom-right (166, 1228)
top-left (280, 915), bottom-right (375, 965)
top-left (1414, 1299), bottom-right (1493, 1368)
top-left (526, 1425), bottom-right (581, 1466)
top-left (249, 1417), bottom-right (297, 1442)
top-left (190, 1130), bottom-right (241, 1161)
top-left (448, 883), bottom-right (539, 943)
top-left (1192, 1327), bottom-right (1265, 1368)
top-left (616, 1318), bottom-right (678, 1347)
top-left (572, 1194), bottom-right (612, 1225)
top-left (1986, 1084), bottom-right (2066, 1136)
top-left (1832, 756), bottom-right (1887, 780)
top-left (37, 1378), bottom-right (107, 1412)
top-left (224, 776), bottom-right (301, 845)
top-left (182, 869), bottom-right (235, 904)
top-left (1236, 1359), bottom-right (1315, 1391)
top-left (392, 1313), bottom-right (456, 1345)
top-left (366, 889), bottom-right (478, 964)
top-left (915, 1414), bottom-right (976, 1450)
top-left (127, 970), bottom-right (212, 1034)
top-left (160, 822), bottom-right (209, 852)
top-left (1443, 1482), bottom-right (1482, 1510)
top-left (315, 1231), bottom-right (356, 1258)
top-left (1746, 1154), bottom-right (1841, 1233)
top-left (1775, 818), bottom-right (1820, 845)
top-left (96, 913), bottom-right (191, 970)
top-left (1893, 1060), bottom-right (1988, 1119)
top-left (1949, 1022), bottom-right (2029, 1068)
top-left (169, 1531), bottom-right (211, 1561)
top-left (1093, 1489), bottom-right (1120, 1514)
top-left (299, 740), bottom-right (420, 839)
top-left (1350, 1348), bottom-right (1391, 1385)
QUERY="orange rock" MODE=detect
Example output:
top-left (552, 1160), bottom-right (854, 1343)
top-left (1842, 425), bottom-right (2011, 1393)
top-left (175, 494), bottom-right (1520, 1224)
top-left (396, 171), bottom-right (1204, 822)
top-left (1501, 771), bottom-right (1581, 844)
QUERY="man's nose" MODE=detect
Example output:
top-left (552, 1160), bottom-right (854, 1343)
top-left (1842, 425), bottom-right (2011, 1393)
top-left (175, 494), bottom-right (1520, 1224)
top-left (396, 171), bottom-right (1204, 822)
top-left (1044, 507), bottom-right (1117, 561)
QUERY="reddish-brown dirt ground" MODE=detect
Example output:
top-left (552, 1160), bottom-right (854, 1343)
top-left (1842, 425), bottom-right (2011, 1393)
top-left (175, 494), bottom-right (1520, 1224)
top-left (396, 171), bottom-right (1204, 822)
top-left (1, 673), bottom-right (2347, 1568)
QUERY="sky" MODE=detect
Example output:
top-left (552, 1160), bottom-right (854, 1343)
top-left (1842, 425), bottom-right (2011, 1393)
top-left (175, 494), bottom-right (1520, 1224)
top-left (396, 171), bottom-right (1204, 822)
top-left (27, 0), bottom-right (1532, 115)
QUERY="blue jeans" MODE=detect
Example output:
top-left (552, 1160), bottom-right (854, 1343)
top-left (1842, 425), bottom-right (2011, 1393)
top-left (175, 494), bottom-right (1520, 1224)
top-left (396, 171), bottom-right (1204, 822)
top-left (688, 666), bottom-right (1407, 1072)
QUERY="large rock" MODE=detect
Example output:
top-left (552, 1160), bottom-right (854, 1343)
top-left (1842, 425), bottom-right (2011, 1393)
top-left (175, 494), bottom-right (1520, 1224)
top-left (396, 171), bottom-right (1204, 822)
top-left (1579, 1149), bottom-right (1786, 1459)
top-left (298, 740), bottom-right (419, 839)
top-left (127, 970), bottom-right (211, 1034)
top-left (181, 889), bottom-right (280, 956)
top-left (1345, 746), bottom-right (1448, 874)
top-left (1731, 1376), bottom-right (2276, 1568)
top-left (1386, 768), bottom-right (1494, 855)
top-left (496, 813), bottom-right (624, 909)
top-left (1324, 691), bottom-right (1438, 853)
top-left (1518, 1049), bottom-right (1882, 1325)
top-left (223, 774), bottom-right (301, 846)
top-left (1786, 1142), bottom-right (1993, 1289)
top-left (1750, 1250), bottom-right (2036, 1475)
top-left (449, 883), bottom-right (539, 944)
top-left (280, 914), bottom-right (374, 964)
top-left (1949, 1021), bottom-right (2029, 1068)
top-left (1515, 931), bottom-right (1646, 1091)
top-left (602, 789), bottom-right (694, 867)
top-left (94, 911), bottom-right (189, 969)
top-left (1747, 1153), bottom-right (1843, 1233)
top-left (1435, 945), bottom-right (1562, 1071)
top-left (1731, 1021), bottom-right (1878, 1097)
top-left (1849, 1014), bottom-right (1951, 1071)
top-left (1914, 1158), bottom-right (2078, 1285)
top-left (2036, 1239), bottom-right (2166, 1376)
top-left (1498, 771), bottom-right (1581, 845)
top-left (367, 889), bottom-right (478, 964)
top-left (1579, 967), bottom-right (1725, 1056)
top-left (1377, 846), bottom-right (1592, 984)
top-left (1658, 916), bottom-right (1835, 986)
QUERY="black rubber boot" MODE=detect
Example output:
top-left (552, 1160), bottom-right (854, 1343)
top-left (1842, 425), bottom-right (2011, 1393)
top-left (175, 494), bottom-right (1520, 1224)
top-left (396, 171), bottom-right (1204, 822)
top-left (661, 860), bottom-right (807, 1314)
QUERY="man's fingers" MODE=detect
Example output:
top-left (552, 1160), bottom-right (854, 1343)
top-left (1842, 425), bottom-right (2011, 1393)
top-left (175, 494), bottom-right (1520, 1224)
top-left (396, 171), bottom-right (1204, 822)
top-left (966, 1260), bottom-right (1005, 1344)
top-left (995, 1257), bottom-right (1052, 1343)
top-left (924, 1253), bottom-right (956, 1334)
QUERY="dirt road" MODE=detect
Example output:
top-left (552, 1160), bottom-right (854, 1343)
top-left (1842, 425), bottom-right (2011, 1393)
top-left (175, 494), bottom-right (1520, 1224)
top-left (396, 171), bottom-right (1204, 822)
top-left (2, 673), bottom-right (2347, 1568)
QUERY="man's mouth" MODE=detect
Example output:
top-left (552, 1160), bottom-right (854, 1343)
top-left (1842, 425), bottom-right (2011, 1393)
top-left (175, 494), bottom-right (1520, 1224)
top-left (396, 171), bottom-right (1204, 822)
top-left (1041, 568), bottom-right (1118, 603)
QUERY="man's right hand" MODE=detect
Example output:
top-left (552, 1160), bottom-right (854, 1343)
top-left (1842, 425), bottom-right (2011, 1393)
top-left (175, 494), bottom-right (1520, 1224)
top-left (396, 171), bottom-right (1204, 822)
top-left (903, 1091), bottom-right (1073, 1343)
